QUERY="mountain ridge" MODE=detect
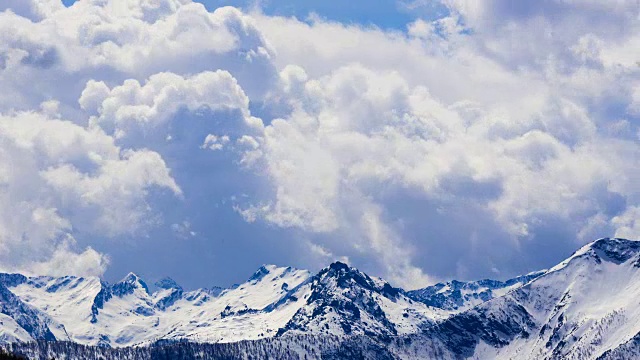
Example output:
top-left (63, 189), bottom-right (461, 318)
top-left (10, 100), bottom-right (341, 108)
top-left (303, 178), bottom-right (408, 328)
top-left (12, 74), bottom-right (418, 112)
top-left (1, 237), bottom-right (640, 359)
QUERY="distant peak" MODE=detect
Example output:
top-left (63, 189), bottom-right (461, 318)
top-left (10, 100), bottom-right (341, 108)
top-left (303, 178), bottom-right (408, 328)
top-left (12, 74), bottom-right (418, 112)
top-left (591, 237), bottom-right (636, 245)
top-left (0, 273), bottom-right (27, 287)
top-left (113, 272), bottom-right (149, 296)
top-left (248, 265), bottom-right (272, 282)
top-left (547, 237), bottom-right (640, 274)
top-left (155, 277), bottom-right (182, 290)
top-left (247, 264), bottom-right (300, 283)
top-left (121, 272), bottom-right (141, 282)
top-left (324, 261), bottom-right (370, 277)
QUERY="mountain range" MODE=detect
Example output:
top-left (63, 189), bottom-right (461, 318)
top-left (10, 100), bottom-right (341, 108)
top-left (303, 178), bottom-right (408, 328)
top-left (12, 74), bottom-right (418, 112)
top-left (2, 237), bottom-right (640, 359)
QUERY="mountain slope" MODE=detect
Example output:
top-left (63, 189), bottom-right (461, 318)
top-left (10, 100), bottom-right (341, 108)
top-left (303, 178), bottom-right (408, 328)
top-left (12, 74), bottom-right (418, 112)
top-left (5, 265), bottom-right (314, 347)
top-left (0, 262), bottom-right (444, 348)
top-left (0, 281), bottom-right (58, 343)
top-left (394, 238), bottom-right (640, 360)
top-left (407, 271), bottom-right (545, 313)
top-left (277, 262), bottom-right (445, 338)
top-left (1, 237), bottom-right (640, 360)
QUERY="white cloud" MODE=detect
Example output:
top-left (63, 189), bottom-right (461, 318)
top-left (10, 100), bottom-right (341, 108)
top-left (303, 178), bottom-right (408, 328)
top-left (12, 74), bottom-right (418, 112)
top-left (613, 206), bottom-right (640, 240)
top-left (171, 220), bottom-right (196, 239)
top-left (81, 71), bottom-right (262, 139)
top-left (201, 134), bottom-right (230, 151)
top-left (42, 148), bottom-right (182, 236)
top-left (0, 0), bottom-right (280, 279)
top-left (28, 239), bottom-right (109, 278)
top-left (237, 6), bottom-right (640, 283)
top-left (2, 0), bottom-right (640, 286)
top-left (0, 0), bottom-right (64, 21)
top-left (0, 109), bottom-right (180, 275)
top-left (0, 1), bottom-right (277, 114)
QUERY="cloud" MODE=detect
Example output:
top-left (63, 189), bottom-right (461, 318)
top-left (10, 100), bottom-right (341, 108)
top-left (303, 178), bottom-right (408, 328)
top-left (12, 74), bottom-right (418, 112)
top-left (81, 70), bottom-right (263, 140)
top-left (42, 148), bottom-right (182, 235)
top-left (236, 5), bottom-right (640, 285)
top-left (28, 239), bottom-right (109, 277)
top-left (201, 134), bottom-right (230, 151)
top-left (613, 206), bottom-right (640, 240)
top-left (0, 108), bottom-right (179, 275)
top-left (2, 0), bottom-right (640, 288)
top-left (0, 0), bottom-right (277, 114)
top-left (0, 0), bottom-right (64, 21)
top-left (0, 0), bottom-right (279, 279)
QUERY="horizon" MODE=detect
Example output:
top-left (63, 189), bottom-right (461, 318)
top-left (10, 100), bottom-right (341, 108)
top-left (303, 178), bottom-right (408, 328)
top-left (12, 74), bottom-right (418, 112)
top-left (1, 0), bottom-right (639, 293)
top-left (0, 236), bottom-right (631, 292)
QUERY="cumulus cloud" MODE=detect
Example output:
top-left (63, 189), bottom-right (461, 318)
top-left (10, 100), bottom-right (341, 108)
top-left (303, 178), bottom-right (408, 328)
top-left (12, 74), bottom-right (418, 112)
top-left (2, 0), bottom-right (640, 287)
top-left (0, 0), bottom-right (278, 278)
top-left (0, 0), bottom-right (64, 21)
top-left (81, 70), bottom-right (263, 140)
top-left (613, 206), bottom-right (640, 240)
top-left (0, 109), bottom-right (180, 276)
top-left (0, 0), bottom-right (277, 114)
top-left (237, 2), bottom-right (640, 285)
top-left (28, 239), bottom-right (109, 278)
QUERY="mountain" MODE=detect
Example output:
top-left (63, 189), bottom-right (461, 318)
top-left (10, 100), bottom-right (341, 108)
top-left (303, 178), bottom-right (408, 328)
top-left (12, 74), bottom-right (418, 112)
top-left (406, 270), bottom-right (545, 313)
top-left (2, 237), bottom-right (640, 360)
top-left (0, 262), bottom-right (444, 348)
top-left (2, 264), bottom-right (313, 347)
top-left (276, 261), bottom-right (444, 338)
top-left (0, 282), bottom-right (56, 343)
top-left (394, 237), bottom-right (640, 359)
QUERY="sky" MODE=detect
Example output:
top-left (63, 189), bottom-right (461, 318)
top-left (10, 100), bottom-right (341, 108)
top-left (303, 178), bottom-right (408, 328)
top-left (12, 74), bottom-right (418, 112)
top-left (0, 0), bottom-right (639, 291)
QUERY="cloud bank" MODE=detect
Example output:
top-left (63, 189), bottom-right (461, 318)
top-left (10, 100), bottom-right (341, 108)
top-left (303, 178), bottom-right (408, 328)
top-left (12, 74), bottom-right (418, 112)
top-left (0, 0), bottom-right (639, 288)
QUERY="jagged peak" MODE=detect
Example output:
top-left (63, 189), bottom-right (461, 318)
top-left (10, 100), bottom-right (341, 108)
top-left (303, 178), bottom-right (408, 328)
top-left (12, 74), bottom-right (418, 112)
top-left (247, 264), bottom-right (303, 283)
top-left (206, 286), bottom-right (224, 297)
top-left (155, 277), bottom-right (182, 291)
top-left (112, 272), bottom-right (149, 296)
top-left (0, 273), bottom-right (28, 288)
top-left (328, 261), bottom-right (351, 271)
top-left (406, 269), bottom-right (547, 311)
top-left (323, 261), bottom-right (385, 284)
top-left (248, 265), bottom-right (271, 282)
top-left (544, 237), bottom-right (640, 276)
top-left (589, 237), bottom-right (640, 262)
top-left (120, 272), bottom-right (142, 283)
top-left (315, 261), bottom-right (400, 300)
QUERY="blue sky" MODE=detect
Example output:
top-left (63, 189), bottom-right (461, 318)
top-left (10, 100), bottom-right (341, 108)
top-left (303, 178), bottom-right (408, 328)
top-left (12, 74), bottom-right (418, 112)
top-left (1, 0), bottom-right (640, 290)
top-left (62, 0), bottom-right (448, 30)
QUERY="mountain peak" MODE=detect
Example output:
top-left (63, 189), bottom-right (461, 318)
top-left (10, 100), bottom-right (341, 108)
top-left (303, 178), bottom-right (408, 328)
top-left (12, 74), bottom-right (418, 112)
top-left (589, 237), bottom-right (640, 264)
top-left (121, 272), bottom-right (141, 282)
top-left (3, 237), bottom-right (640, 356)
top-left (155, 277), bottom-right (182, 290)
top-left (315, 261), bottom-right (400, 300)
top-left (549, 237), bottom-right (640, 274)
top-left (247, 264), bottom-right (302, 284)
top-left (247, 265), bottom-right (272, 282)
top-left (407, 270), bottom-right (545, 312)
top-left (328, 261), bottom-right (350, 271)
top-left (112, 272), bottom-right (149, 296)
top-left (0, 273), bottom-right (27, 288)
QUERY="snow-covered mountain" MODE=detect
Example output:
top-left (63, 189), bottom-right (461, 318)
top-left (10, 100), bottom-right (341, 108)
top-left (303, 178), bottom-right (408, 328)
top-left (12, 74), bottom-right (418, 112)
top-left (2, 238), bottom-right (640, 360)
top-left (1, 265), bottom-right (313, 347)
top-left (406, 270), bottom-right (545, 313)
top-left (276, 261), bottom-right (445, 338)
top-left (393, 237), bottom-right (640, 359)
top-left (0, 262), bottom-right (443, 348)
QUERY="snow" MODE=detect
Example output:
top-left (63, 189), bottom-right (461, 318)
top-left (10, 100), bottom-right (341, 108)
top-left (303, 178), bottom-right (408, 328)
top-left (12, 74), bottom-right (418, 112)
top-left (2, 238), bottom-right (640, 360)
top-left (5, 265), bottom-right (314, 347)
top-left (474, 238), bottom-right (640, 359)
top-left (0, 313), bottom-right (32, 343)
